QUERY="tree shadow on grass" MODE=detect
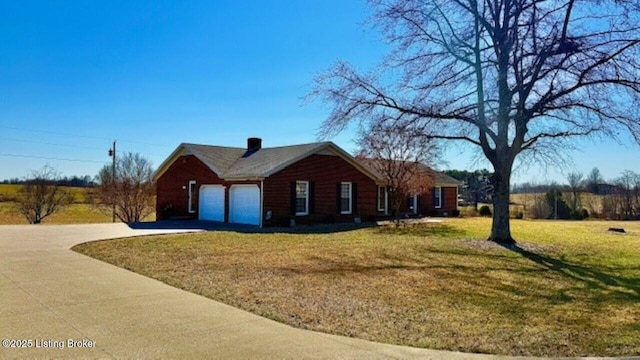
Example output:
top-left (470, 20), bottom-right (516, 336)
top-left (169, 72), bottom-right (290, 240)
top-left (500, 243), bottom-right (640, 302)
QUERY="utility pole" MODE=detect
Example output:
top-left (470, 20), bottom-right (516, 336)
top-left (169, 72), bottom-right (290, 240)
top-left (108, 140), bottom-right (116, 223)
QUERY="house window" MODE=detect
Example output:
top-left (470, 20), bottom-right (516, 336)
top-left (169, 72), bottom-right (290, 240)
top-left (377, 186), bottom-right (386, 212)
top-left (434, 187), bottom-right (442, 209)
top-left (408, 194), bottom-right (418, 214)
top-left (340, 182), bottom-right (352, 214)
top-left (295, 181), bottom-right (309, 215)
top-left (188, 180), bottom-right (196, 213)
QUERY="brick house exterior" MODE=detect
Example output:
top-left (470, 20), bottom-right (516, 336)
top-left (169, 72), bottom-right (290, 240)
top-left (154, 139), bottom-right (381, 226)
top-left (154, 138), bottom-right (460, 226)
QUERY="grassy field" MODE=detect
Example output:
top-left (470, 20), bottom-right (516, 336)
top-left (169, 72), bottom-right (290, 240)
top-left (511, 192), bottom-right (604, 216)
top-left (73, 218), bottom-right (640, 357)
top-left (0, 202), bottom-right (113, 225)
top-left (0, 184), bottom-right (110, 224)
top-left (0, 184), bottom-right (155, 224)
top-left (0, 184), bottom-right (92, 203)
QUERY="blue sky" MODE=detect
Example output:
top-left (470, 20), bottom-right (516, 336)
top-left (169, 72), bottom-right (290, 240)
top-left (1, 0), bottom-right (639, 184)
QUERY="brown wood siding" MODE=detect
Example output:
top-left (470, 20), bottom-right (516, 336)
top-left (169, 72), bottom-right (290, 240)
top-left (156, 155), bottom-right (260, 220)
top-left (264, 154), bottom-right (377, 224)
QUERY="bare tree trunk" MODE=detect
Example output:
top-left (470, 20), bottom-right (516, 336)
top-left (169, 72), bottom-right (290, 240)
top-left (489, 164), bottom-right (515, 244)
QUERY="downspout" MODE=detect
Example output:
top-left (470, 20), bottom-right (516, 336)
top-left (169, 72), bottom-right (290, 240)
top-left (260, 180), bottom-right (264, 228)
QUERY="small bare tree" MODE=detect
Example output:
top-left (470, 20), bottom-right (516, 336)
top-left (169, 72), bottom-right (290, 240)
top-left (614, 170), bottom-right (640, 219)
top-left (585, 167), bottom-right (604, 194)
top-left (566, 172), bottom-right (583, 214)
top-left (96, 152), bottom-right (155, 223)
top-left (356, 120), bottom-right (436, 222)
top-left (15, 166), bottom-right (73, 224)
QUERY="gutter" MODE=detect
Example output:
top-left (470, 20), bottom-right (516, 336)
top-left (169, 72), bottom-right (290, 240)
top-left (259, 180), bottom-right (264, 229)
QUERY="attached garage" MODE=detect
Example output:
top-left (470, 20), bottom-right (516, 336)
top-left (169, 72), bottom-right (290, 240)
top-left (229, 184), bottom-right (260, 225)
top-left (199, 185), bottom-right (225, 222)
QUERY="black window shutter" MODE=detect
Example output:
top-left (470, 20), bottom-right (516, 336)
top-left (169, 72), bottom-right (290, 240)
top-left (309, 181), bottom-right (315, 215)
top-left (441, 187), bottom-right (445, 209)
top-left (290, 182), bottom-right (296, 216)
top-left (336, 182), bottom-right (341, 214)
top-left (352, 183), bottom-right (358, 214)
top-left (416, 194), bottom-right (421, 214)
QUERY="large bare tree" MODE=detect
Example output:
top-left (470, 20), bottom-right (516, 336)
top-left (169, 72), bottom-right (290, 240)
top-left (96, 152), bottom-right (155, 223)
top-left (313, 0), bottom-right (640, 243)
top-left (15, 166), bottom-right (73, 224)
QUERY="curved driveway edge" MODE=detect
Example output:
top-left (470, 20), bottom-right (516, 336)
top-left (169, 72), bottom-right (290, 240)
top-left (0, 223), bottom-right (572, 359)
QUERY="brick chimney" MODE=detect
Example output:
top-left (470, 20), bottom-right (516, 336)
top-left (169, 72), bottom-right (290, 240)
top-left (244, 137), bottom-right (262, 157)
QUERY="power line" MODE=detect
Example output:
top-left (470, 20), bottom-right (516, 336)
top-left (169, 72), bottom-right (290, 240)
top-left (0, 125), bottom-right (173, 148)
top-left (0, 125), bottom-right (106, 141)
top-left (0, 137), bottom-right (107, 152)
top-left (0, 153), bottom-right (108, 164)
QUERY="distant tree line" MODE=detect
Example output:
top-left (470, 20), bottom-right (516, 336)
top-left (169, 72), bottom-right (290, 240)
top-left (1, 175), bottom-right (95, 187)
top-left (513, 168), bottom-right (640, 220)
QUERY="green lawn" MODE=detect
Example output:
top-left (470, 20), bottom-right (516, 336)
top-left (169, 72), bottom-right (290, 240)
top-left (72, 218), bottom-right (640, 357)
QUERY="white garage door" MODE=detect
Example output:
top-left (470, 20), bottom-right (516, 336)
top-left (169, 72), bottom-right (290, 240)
top-left (199, 185), bottom-right (225, 222)
top-left (229, 185), bottom-right (260, 225)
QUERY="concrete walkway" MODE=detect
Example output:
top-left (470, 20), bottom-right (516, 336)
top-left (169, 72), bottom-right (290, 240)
top-left (0, 223), bottom-right (533, 359)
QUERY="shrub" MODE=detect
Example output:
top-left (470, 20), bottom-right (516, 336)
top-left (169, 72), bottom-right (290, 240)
top-left (451, 209), bottom-right (460, 217)
top-left (568, 208), bottom-right (589, 220)
top-left (479, 205), bottom-right (492, 217)
top-left (529, 194), bottom-right (551, 219)
top-left (458, 206), bottom-right (478, 217)
top-left (581, 208), bottom-right (589, 219)
top-left (544, 188), bottom-right (571, 219)
top-left (513, 211), bottom-right (524, 219)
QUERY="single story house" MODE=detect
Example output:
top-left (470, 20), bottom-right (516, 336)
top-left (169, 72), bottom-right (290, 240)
top-left (154, 138), bottom-right (461, 226)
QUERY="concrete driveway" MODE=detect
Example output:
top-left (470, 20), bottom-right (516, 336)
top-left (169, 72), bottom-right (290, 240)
top-left (0, 223), bottom-right (524, 359)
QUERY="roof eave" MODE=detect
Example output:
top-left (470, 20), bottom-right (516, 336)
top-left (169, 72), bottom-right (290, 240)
top-left (435, 182), bottom-right (463, 187)
top-left (153, 143), bottom-right (225, 182)
top-left (261, 142), bottom-right (384, 183)
top-left (152, 144), bottom-right (187, 182)
top-left (220, 176), bottom-right (266, 181)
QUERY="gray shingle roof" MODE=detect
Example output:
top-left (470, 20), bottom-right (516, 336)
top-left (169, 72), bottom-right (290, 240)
top-left (181, 141), bottom-right (341, 179)
top-left (355, 158), bottom-right (462, 187)
top-left (428, 168), bottom-right (463, 186)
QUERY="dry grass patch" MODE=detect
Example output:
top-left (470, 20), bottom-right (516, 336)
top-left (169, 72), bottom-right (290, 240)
top-left (0, 202), bottom-right (112, 224)
top-left (73, 218), bottom-right (640, 357)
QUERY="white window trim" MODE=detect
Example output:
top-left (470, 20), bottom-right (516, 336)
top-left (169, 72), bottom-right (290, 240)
top-left (377, 186), bottom-right (387, 212)
top-left (411, 194), bottom-right (418, 214)
top-left (295, 181), bottom-right (309, 216)
top-left (435, 186), bottom-right (442, 209)
top-left (188, 180), bottom-right (196, 213)
top-left (341, 182), bottom-right (352, 214)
